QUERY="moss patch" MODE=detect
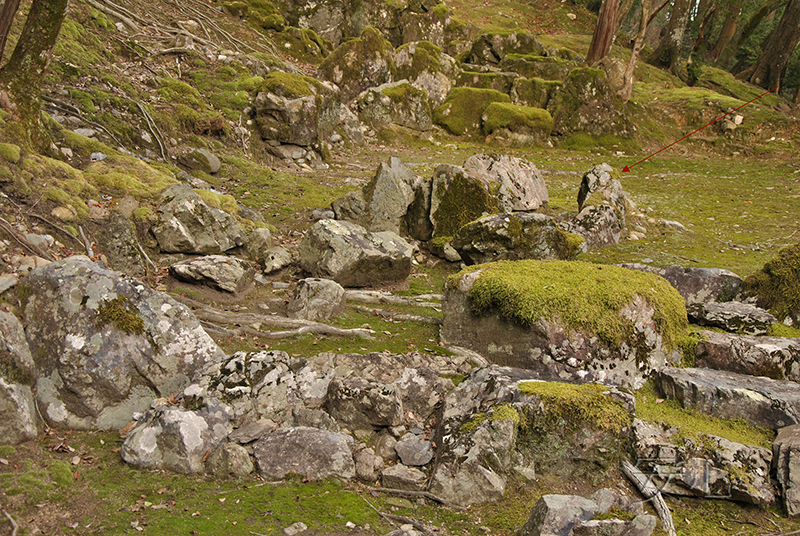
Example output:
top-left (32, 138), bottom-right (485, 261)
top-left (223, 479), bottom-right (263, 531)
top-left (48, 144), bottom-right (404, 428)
top-left (433, 88), bottom-right (510, 136)
top-left (0, 143), bottom-right (21, 163)
top-left (256, 71), bottom-right (322, 99)
top-left (482, 102), bottom-right (553, 135)
top-left (431, 169), bottom-right (499, 237)
top-left (519, 381), bottom-right (632, 432)
top-left (743, 242), bottom-right (800, 324)
top-left (460, 403), bottom-right (520, 433)
top-left (451, 260), bottom-right (688, 350)
top-left (96, 296), bottom-right (145, 335)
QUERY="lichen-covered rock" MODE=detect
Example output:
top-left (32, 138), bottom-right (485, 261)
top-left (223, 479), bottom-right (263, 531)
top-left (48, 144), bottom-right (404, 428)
top-left (252, 72), bottom-right (341, 148)
top-left (399, 5), bottom-right (479, 56)
top-left (121, 398), bottom-right (233, 474)
top-left (620, 264), bottom-right (743, 307)
top-left (773, 424), bottom-right (800, 516)
top-left (428, 163), bottom-right (500, 238)
top-left (394, 41), bottom-right (458, 107)
top-left (263, 246), bottom-right (293, 274)
top-left (0, 310), bottom-right (36, 388)
top-left (394, 433), bottom-right (433, 466)
top-left (511, 77), bottom-right (562, 108)
top-left (381, 463), bottom-right (427, 490)
top-left (457, 70), bottom-right (519, 94)
top-left (563, 204), bottom-right (623, 249)
top-left (688, 301), bottom-right (777, 336)
top-left (433, 87), bottom-right (510, 136)
top-left (442, 261), bottom-right (686, 386)
top-left (245, 228), bottom-right (273, 264)
top-left (325, 376), bottom-right (404, 429)
top-left (252, 426), bottom-right (355, 480)
top-left (298, 219), bottom-right (414, 287)
top-left (463, 153), bottom-right (549, 212)
top-left (451, 212), bottom-right (581, 265)
top-left (354, 446), bottom-right (384, 481)
top-left (287, 278), bottom-right (346, 321)
top-left (0, 377), bottom-right (37, 444)
top-left (482, 102), bottom-right (554, 145)
top-left (25, 256), bottom-right (226, 430)
top-left (547, 68), bottom-right (632, 136)
top-left (356, 81), bottom-right (433, 131)
top-left (577, 163), bottom-right (628, 217)
top-left (318, 27), bottom-right (396, 102)
top-left (744, 242), bottom-right (800, 326)
top-left (97, 212), bottom-right (147, 278)
top-left (465, 30), bottom-right (544, 65)
top-left (153, 184), bottom-right (245, 255)
top-left (169, 255), bottom-right (253, 293)
top-left (206, 442), bottom-right (254, 477)
top-left (177, 148), bottom-right (221, 174)
top-left (655, 367), bottom-right (800, 430)
top-left (695, 331), bottom-right (800, 381)
top-left (500, 54), bottom-right (574, 80)
top-left (520, 494), bottom-right (598, 536)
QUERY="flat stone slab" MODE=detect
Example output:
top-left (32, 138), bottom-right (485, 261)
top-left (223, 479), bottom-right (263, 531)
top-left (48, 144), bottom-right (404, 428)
top-left (656, 367), bottom-right (800, 429)
top-left (774, 425), bottom-right (800, 516)
top-left (688, 301), bottom-right (776, 335)
top-left (621, 264), bottom-right (742, 306)
top-left (696, 331), bottom-right (800, 381)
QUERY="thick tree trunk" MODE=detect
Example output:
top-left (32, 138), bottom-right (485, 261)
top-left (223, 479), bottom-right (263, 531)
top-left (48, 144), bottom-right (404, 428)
top-left (709, 0), bottom-right (743, 61)
top-left (0, 0), bottom-right (69, 148)
top-left (619, 0), bottom-right (652, 102)
top-left (0, 0), bottom-right (21, 61)
top-left (747, 0), bottom-right (800, 91)
top-left (718, 0), bottom-right (786, 68)
top-left (586, 0), bottom-right (620, 66)
top-left (646, 0), bottom-right (693, 77)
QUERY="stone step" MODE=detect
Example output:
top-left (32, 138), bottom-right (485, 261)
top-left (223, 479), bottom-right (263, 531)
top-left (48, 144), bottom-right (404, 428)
top-left (695, 330), bottom-right (800, 381)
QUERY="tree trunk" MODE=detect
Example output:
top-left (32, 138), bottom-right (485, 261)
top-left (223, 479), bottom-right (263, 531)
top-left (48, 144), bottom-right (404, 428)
top-left (646, 0), bottom-right (693, 77)
top-left (747, 0), bottom-right (800, 91)
top-left (619, 0), bottom-right (652, 102)
top-left (586, 0), bottom-right (620, 66)
top-left (692, 0), bottom-right (717, 54)
top-left (615, 0), bottom-right (636, 35)
top-left (709, 1), bottom-right (741, 61)
top-left (0, 0), bottom-right (21, 61)
top-left (718, 0), bottom-right (787, 68)
top-left (0, 0), bottom-right (69, 149)
top-left (793, 84), bottom-right (800, 105)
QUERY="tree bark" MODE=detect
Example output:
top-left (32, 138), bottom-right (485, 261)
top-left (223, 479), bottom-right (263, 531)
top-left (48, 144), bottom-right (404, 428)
top-left (692, 0), bottom-right (717, 54)
top-left (586, 0), bottom-right (620, 66)
top-left (718, 0), bottom-right (787, 67)
top-left (646, 0), bottom-right (693, 77)
top-left (619, 0), bottom-right (652, 102)
top-left (747, 0), bottom-right (800, 91)
top-left (0, 0), bottom-right (70, 149)
top-left (709, 0), bottom-right (742, 61)
top-left (615, 0), bottom-right (636, 35)
top-left (0, 0), bottom-right (21, 61)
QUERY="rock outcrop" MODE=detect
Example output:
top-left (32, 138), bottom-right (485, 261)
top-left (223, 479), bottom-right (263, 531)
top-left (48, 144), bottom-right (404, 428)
top-left (695, 331), bottom-right (800, 381)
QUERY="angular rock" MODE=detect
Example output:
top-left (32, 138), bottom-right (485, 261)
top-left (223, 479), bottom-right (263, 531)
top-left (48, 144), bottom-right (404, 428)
top-left (178, 148), bottom-right (221, 174)
top-left (381, 464), bottom-right (427, 491)
top-left (291, 406), bottom-right (340, 432)
top-left (121, 399), bottom-right (233, 474)
top-left (743, 241), bottom-right (800, 326)
top-left (0, 377), bottom-right (37, 444)
top-left (354, 447), bottom-right (384, 482)
top-left (206, 442), bottom-right (255, 477)
top-left (688, 301), bottom-right (776, 336)
top-left (577, 163), bottom-right (627, 216)
top-left (395, 41), bottom-right (458, 107)
top-left (463, 154), bottom-right (549, 212)
top-left (520, 494), bottom-right (597, 536)
top-left (253, 426), bottom-right (355, 480)
top-left (773, 424), bottom-right (800, 516)
top-left (0, 310), bottom-right (36, 387)
top-left (620, 264), bottom-right (742, 307)
top-left (451, 212), bottom-right (580, 265)
top-left (263, 246), bottom-right (293, 274)
top-left (229, 418), bottom-right (278, 444)
top-left (153, 184), bottom-right (245, 255)
top-left (428, 163), bottom-right (499, 238)
top-left (570, 516), bottom-right (657, 536)
top-left (375, 433), bottom-right (399, 462)
top-left (394, 367), bottom-right (453, 424)
top-left (25, 256), bottom-right (226, 430)
top-left (394, 433), bottom-right (434, 466)
top-left (356, 81), bottom-right (433, 132)
top-left (96, 212), bottom-right (147, 278)
top-left (298, 219), bottom-right (414, 287)
top-left (547, 68), bottom-right (632, 136)
top-left (246, 228), bottom-right (273, 264)
top-left (325, 376), bottom-right (404, 429)
top-left (696, 331), bottom-right (800, 381)
top-left (287, 278), bottom-right (346, 321)
top-left (318, 27), bottom-right (396, 102)
top-left (466, 30), bottom-right (544, 65)
top-left (169, 255), bottom-right (253, 293)
top-left (656, 367), bottom-right (800, 429)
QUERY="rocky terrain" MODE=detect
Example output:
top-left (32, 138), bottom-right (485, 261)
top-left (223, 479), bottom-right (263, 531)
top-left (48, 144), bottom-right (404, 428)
top-left (0, 0), bottom-right (799, 535)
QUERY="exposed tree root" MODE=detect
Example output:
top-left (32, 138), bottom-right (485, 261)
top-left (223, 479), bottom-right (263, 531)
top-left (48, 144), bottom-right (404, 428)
top-left (350, 304), bottom-right (442, 325)
top-left (622, 460), bottom-right (676, 536)
top-left (366, 487), bottom-right (466, 511)
top-left (345, 290), bottom-right (442, 309)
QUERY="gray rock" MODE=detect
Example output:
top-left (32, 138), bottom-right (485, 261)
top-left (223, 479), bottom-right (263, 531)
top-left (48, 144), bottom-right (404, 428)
top-left (178, 148), bottom-right (221, 174)
top-left (336, 105), bottom-right (364, 145)
top-left (263, 246), bottom-right (293, 273)
top-left (246, 228), bottom-right (273, 263)
top-left (381, 463), bottom-right (427, 491)
top-left (452, 212), bottom-right (578, 266)
top-left (394, 433), bottom-right (434, 466)
top-left (354, 447), bottom-right (384, 482)
top-left (620, 264), bottom-right (743, 307)
top-left (466, 31), bottom-right (544, 65)
top-left (291, 406), bottom-right (340, 432)
top-left (570, 516), bottom-right (657, 536)
top-left (577, 163), bottom-right (627, 217)
top-left (121, 399), bottom-right (233, 474)
top-left (688, 301), bottom-right (776, 336)
top-left (283, 521), bottom-right (308, 535)
top-left (462, 153), bottom-right (549, 212)
top-left (773, 424), bottom-right (800, 516)
top-left (589, 488), bottom-right (644, 516)
top-left (267, 144), bottom-right (308, 161)
top-left (206, 442), bottom-right (255, 476)
top-left (394, 367), bottom-right (452, 425)
top-left (520, 494), bottom-right (597, 536)
top-left (565, 203), bottom-right (623, 249)
top-left (395, 42), bottom-right (458, 108)
top-left (0, 274), bottom-right (17, 294)
top-left (298, 219), bottom-right (414, 287)
top-left (547, 68), bottom-right (632, 136)
top-left (375, 433), bottom-right (398, 462)
top-left (253, 426), bottom-right (355, 480)
top-left (25, 256), bottom-right (225, 430)
top-left (696, 331), bottom-right (800, 381)
top-left (0, 377), bottom-right (37, 445)
top-left (326, 376), bottom-right (403, 429)
top-left (153, 184), bottom-right (245, 254)
top-left (229, 418), bottom-right (278, 444)
top-left (287, 278), bottom-right (346, 322)
top-left (656, 367), bottom-right (800, 430)
top-left (357, 81), bottom-right (433, 132)
top-left (0, 310), bottom-right (36, 387)
top-left (169, 255), bottom-right (253, 293)
top-left (97, 212), bottom-right (147, 277)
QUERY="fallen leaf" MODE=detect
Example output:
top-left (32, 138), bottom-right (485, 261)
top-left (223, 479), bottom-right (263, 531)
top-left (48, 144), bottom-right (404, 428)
top-left (73, 470), bottom-right (79, 480)
top-left (219, 498), bottom-right (226, 503)
top-left (0, 458), bottom-right (8, 465)
top-left (157, 487), bottom-right (167, 495)
top-left (191, 510), bottom-right (201, 517)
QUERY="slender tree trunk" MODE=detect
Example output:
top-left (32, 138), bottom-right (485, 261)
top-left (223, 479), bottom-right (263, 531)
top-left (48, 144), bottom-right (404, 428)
top-left (0, 0), bottom-right (21, 61)
top-left (586, 0), bottom-right (620, 66)
top-left (692, 1), bottom-right (717, 54)
top-left (646, 0), bottom-right (693, 77)
top-left (747, 0), bottom-right (800, 91)
top-left (718, 0), bottom-right (787, 68)
top-left (709, 0), bottom-right (743, 61)
top-left (0, 0), bottom-right (70, 148)
top-left (793, 84), bottom-right (799, 105)
top-left (619, 0), bottom-right (652, 102)
top-left (614, 0), bottom-right (636, 35)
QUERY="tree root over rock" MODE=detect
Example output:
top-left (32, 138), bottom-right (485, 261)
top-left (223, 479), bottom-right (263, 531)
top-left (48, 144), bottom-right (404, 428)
top-left (622, 460), bottom-right (676, 536)
top-left (349, 304), bottom-right (442, 325)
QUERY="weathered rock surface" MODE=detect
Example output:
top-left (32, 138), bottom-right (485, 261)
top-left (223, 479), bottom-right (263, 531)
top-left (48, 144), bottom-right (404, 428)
top-left (381, 463), bottom-right (427, 490)
top-left (245, 228), bottom-right (273, 264)
top-left (263, 246), bottom-right (293, 273)
top-left (570, 516), bottom-right (657, 536)
top-left (0, 311), bottom-right (38, 444)
top-left (326, 376), bottom-right (404, 429)
top-left (356, 81), bottom-right (433, 132)
top-left (394, 433), bottom-right (434, 466)
top-left (547, 68), bottom-right (632, 136)
top-left (621, 264), bottom-right (742, 307)
top-left (25, 256), bottom-right (225, 430)
top-left (655, 367), bottom-right (800, 430)
top-left (318, 27), bottom-right (396, 102)
top-left (298, 219), bottom-right (414, 287)
top-left (773, 424), bottom-right (800, 516)
top-left (287, 278), bottom-right (346, 321)
top-left (153, 184), bottom-right (245, 255)
top-left (695, 331), bottom-right (800, 381)
top-left (563, 203), bottom-right (623, 249)
top-left (206, 442), bottom-right (255, 477)
top-left (520, 494), bottom-right (598, 536)
top-left (121, 399), bottom-right (233, 474)
top-left (178, 148), bottom-right (221, 174)
top-left (252, 426), bottom-right (355, 480)
top-left (463, 153), bottom-right (549, 211)
top-left (576, 163), bottom-right (626, 216)
top-left (97, 212), bottom-right (147, 278)
top-left (451, 212), bottom-right (579, 265)
top-left (169, 255), bottom-right (253, 293)
top-left (688, 301), bottom-right (777, 336)
top-left (465, 30), bottom-right (544, 66)
top-left (394, 41), bottom-right (458, 107)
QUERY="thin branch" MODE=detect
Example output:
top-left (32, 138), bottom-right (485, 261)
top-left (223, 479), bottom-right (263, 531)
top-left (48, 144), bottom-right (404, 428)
top-left (384, 514), bottom-right (436, 536)
top-left (0, 217), bottom-right (55, 261)
top-left (622, 460), bottom-right (676, 536)
top-left (2, 509), bottom-right (18, 536)
top-left (83, 0), bottom-right (141, 33)
top-left (78, 225), bottom-right (94, 257)
top-left (350, 304), bottom-right (442, 325)
top-left (365, 487), bottom-right (466, 511)
top-left (357, 493), bottom-right (398, 529)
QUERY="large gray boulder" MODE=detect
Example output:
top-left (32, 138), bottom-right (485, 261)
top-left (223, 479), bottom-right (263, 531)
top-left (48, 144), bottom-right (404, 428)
top-left (318, 27), bottom-right (396, 102)
top-left (298, 219), bottom-right (414, 287)
top-left (169, 255), bottom-right (253, 293)
top-left (773, 424), bottom-right (800, 516)
top-left (178, 148), bottom-right (221, 174)
top-left (24, 256), bottom-right (226, 430)
top-left (655, 367), bottom-right (800, 430)
top-left (451, 212), bottom-right (580, 265)
top-left (462, 153), bottom-right (549, 212)
top-left (287, 278), bottom-right (346, 321)
top-left (688, 301), bottom-right (776, 335)
top-left (252, 427), bottom-right (355, 480)
top-left (153, 184), bottom-right (245, 254)
top-left (0, 311), bottom-right (37, 444)
top-left (325, 376), bottom-right (404, 429)
top-left (356, 81), bottom-right (433, 132)
top-left (395, 41), bottom-right (458, 107)
top-left (695, 331), bottom-right (800, 381)
top-left (563, 203), bottom-right (624, 249)
top-left (520, 494), bottom-right (598, 536)
top-left (121, 398), bottom-right (233, 474)
top-left (620, 264), bottom-right (743, 307)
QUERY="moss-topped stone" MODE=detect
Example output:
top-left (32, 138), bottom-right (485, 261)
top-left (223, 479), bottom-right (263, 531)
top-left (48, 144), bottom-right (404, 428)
top-left (395, 41), bottom-right (458, 106)
top-left (744, 242), bottom-right (800, 326)
top-left (511, 77), bottom-right (562, 109)
top-left (482, 102), bottom-right (553, 146)
top-left (442, 260), bottom-right (688, 386)
top-left (465, 30), bottom-right (545, 65)
top-left (456, 70), bottom-right (518, 94)
top-left (356, 81), bottom-right (432, 132)
top-left (433, 87), bottom-right (510, 136)
top-left (500, 54), bottom-right (574, 81)
top-left (0, 143), bottom-right (21, 164)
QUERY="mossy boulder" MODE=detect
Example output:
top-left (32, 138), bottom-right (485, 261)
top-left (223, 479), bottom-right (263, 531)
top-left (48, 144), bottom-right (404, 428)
top-left (0, 142), bottom-right (21, 164)
top-left (399, 5), bottom-right (480, 57)
top-left (272, 27), bottom-right (331, 64)
top-left (511, 77), bottom-right (562, 108)
top-left (442, 260), bottom-right (688, 386)
top-left (546, 68), bottom-right (633, 136)
top-left (395, 41), bottom-right (458, 106)
top-left (433, 87), bottom-right (510, 136)
top-left (428, 164), bottom-right (500, 238)
top-left (500, 54), bottom-right (574, 80)
top-left (482, 102), bottom-right (554, 145)
top-left (452, 212), bottom-right (581, 265)
top-left (465, 30), bottom-right (545, 65)
top-left (456, 70), bottom-right (518, 94)
top-left (317, 27), bottom-right (397, 102)
top-left (356, 81), bottom-right (433, 132)
top-left (743, 242), bottom-right (800, 326)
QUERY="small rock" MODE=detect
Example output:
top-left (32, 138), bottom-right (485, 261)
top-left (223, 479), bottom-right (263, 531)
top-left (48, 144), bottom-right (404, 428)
top-left (394, 433), bottom-right (434, 466)
top-left (283, 521), bottom-right (307, 535)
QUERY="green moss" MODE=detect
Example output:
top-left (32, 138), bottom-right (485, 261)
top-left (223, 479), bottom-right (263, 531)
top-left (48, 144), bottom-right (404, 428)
top-left (157, 78), bottom-right (203, 107)
top-left (96, 296), bottom-right (145, 335)
top-left (635, 381), bottom-right (774, 448)
top-left (482, 102), bottom-right (553, 136)
top-left (743, 243), bottom-right (800, 323)
top-left (0, 143), bottom-right (21, 163)
top-left (562, 231), bottom-right (585, 254)
top-left (769, 323), bottom-right (800, 338)
top-left (519, 381), bottom-right (632, 432)
top-left (256, 71), bottom-right (321, 98)
top-left (593, 507), bottom-right (636, 521)
top-left (83, 157), bottom-right (176, 200)
top-left (48, 461), bottom-right (75, 487)
top-left (431, 170), bottom-right (498, 237)
top-left (0, 445), bottom-right (16, 456)
top-left (511, 77), bottom-right (561, 108)
top-left (272, 27), bottom-right (330, 64)
top-left (237, 75), bottom-right (264, 92)
top-left (196, 189), bottom-right (240, 217)
top-left (460, 403), bottom-right (520, 433)
top-left (451, 260), bottom-right (688, 351)
top-left (396, 41), bottom-right (444, 81)
top-left (133, 207), bottom-right (153, 221)
top-left (433, 88), bottom-right (510, 136)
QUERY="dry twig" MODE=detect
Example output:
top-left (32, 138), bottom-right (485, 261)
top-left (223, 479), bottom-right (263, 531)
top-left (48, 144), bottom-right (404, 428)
top-left (366, 487), bottom-right (466, 511)
top-left (622, 460), bottom-right (676, 536)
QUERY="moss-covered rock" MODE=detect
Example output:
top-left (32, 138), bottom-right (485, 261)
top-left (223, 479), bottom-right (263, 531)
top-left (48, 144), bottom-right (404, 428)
top-left (429, 164), bottom-right (499, 238)
top-left (511, 77), bottom-right (562, 108)
top-left (465, 30), bottom-right (545, 65)
top-left (456, 70), bottom-right (517, 94)
top-left (0, 143), bottom-right (21, 164)
top-left (744, 242), bottom-right (800, 326)
top-left (272, 27), bottom-right (331, 64)
top-left (395, 41), bottom-right (458, 106)
top-left (433, 87), bottom-right (510, 136)
top-left (399, 4), bottom-right (479, 57)
top-left (499, 54), bottom-right (573, 80)
top-left (442, 260), bottom-right (688, 386)
top-left (482, 102), bottom-right (553, 145)
top-left (356, 81), bottom-right (432, 131)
